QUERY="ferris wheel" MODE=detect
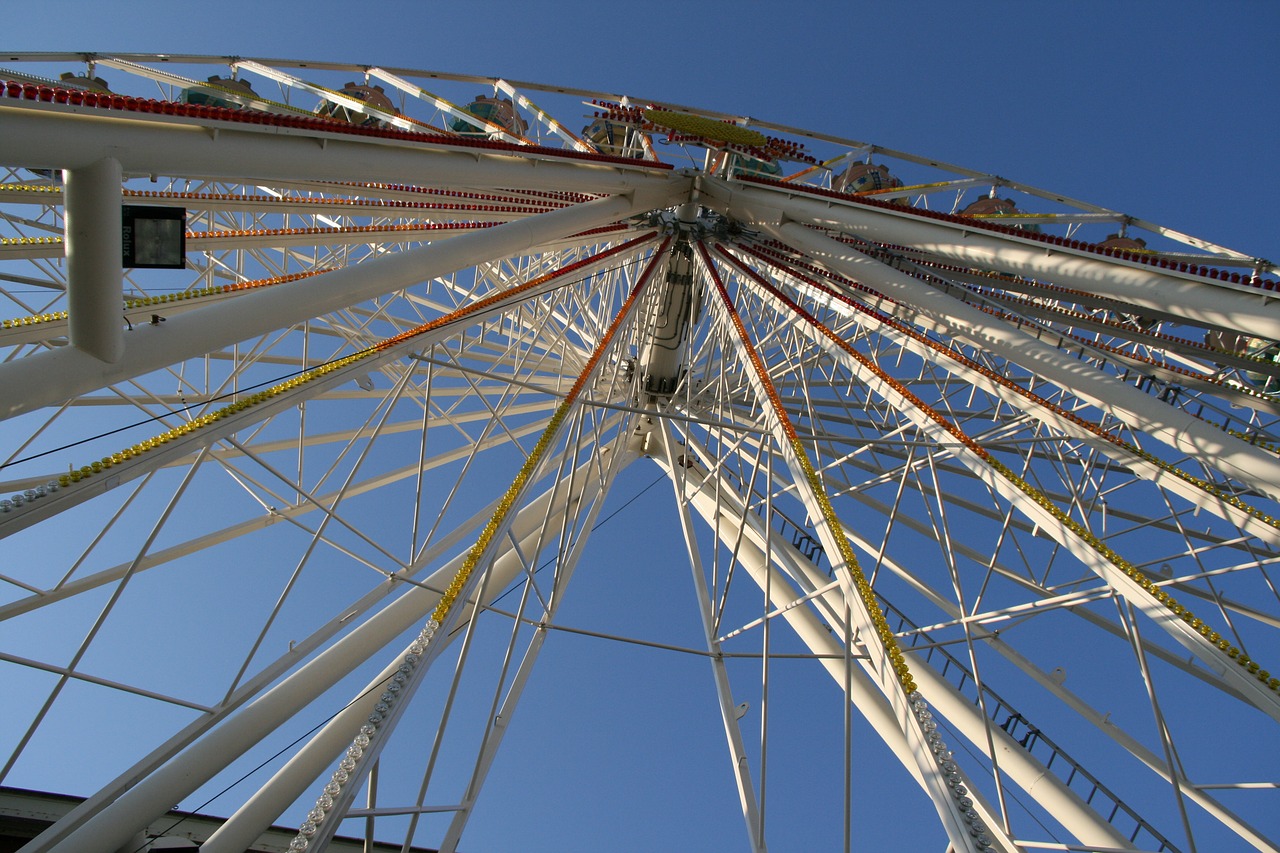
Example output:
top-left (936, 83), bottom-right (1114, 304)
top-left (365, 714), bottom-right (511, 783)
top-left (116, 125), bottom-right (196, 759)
top-left (0, 54), bottom-right (1278, 853)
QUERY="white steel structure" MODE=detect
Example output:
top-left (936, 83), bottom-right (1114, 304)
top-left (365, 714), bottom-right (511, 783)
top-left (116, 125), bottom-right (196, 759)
top-left (0, 55), bottom-right (1278, 852)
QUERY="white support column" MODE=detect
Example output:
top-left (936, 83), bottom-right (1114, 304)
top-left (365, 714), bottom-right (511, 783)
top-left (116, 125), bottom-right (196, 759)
top-left (62, 157), bottom-right (123, 363)
top-left (0, 184), bottom-right (687, 421)
top-left (30, 464), bottom-right (610, 853)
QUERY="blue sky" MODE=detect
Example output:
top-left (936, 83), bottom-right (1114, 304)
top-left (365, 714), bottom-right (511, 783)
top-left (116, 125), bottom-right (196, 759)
top-left (4, 4), bottom-right (1279, 851)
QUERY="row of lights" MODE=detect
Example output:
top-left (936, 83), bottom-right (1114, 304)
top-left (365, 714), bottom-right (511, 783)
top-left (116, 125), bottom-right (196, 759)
top-left (0, 270), bottom-right (332, 330)
top-left (0, 235), bottom-right (60, 245)
top-left (126, 188), bottom-right (548, 215)
top-left (1228, 428), bottom-right (1280, 456)
top-left (49, 351), bottom-right (375, 493)
top-left (196, 222), bottom-right (499, 241)
top-left (0, 481), bottom-right (60, 513)
top-left (911, 691), bottom-right (996, 850)
top-left (0, 183), bottom-right (59, 193)
top-left (0, 181), bottom-right (558, 216)
top-left (288, 617), bottom-right (439, 851)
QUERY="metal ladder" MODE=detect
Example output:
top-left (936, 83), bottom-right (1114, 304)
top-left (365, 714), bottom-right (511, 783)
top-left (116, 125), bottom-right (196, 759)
top-left (883, 599), bottom-right (1181, 852)
top-left (748, 493), bottom-right (1180, 851)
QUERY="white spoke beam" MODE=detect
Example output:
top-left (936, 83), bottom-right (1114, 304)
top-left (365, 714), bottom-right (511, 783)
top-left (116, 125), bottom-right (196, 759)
top-left (0, 194), bottom-right (675, 420)
top-left (704, 178), bottom-right (1279, 336)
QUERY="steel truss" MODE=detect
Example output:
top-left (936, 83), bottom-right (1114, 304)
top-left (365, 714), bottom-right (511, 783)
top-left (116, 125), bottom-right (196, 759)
top-left (0, 54), bottom-right (1277, 853)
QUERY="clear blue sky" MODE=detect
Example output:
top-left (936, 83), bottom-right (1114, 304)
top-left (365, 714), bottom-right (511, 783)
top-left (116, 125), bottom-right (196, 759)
top-left (4, 4), bottom-right (1278, 851)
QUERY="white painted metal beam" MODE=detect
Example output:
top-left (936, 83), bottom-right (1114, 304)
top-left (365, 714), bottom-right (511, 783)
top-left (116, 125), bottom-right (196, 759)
top-left (367, 68), bottom-right (525, 145)
top-left (752, 216), bottom-right (1280, 506)
top-left (62, 156), bottom-right (123, 362)
top-left (703, 178), bottom-right (1280, 338)
top-left (0, 102), bottom-right (676, 194)
top-left (0, 189), bottom-right (685, 421)
top-left (495, 79), bottom-right (592, 152)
